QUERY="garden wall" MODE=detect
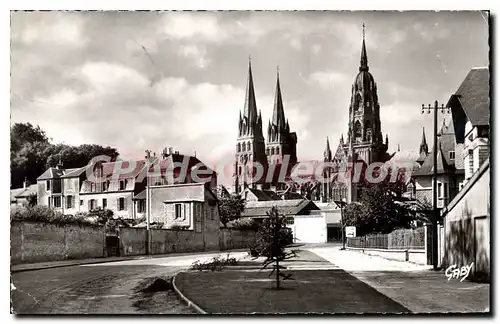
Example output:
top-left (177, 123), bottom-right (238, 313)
top-left (10, 221), bottom-right (105, 265)
top-left (220, 228), bottom-right (257, 251)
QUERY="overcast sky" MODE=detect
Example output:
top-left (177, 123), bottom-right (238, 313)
top-left (11, 11), bottom-right (489, 185)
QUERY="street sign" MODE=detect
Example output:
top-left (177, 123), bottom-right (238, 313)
top-left (345, 226), bottom-right (356, 238)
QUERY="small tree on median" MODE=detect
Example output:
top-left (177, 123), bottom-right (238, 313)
top-left (251, 206), bottom-right (297, 289)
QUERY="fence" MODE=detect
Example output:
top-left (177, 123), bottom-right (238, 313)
top-left (347, 227), bottom-right (425, 250)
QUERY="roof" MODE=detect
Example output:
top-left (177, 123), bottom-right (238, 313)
top-left (146, 183), bottom-right (216, 203)
top-left (450, 67), bottom-right (490, 127)
top-left (241, 199), bottom-right (319, 218)
top-left (10, 184), bottom-right (38, 202)
top-left (61, 166), bottom-right (87, 178)
top-left (37, 167), bottom-right (65, 180)
top-left (245, 188), bottom-right (274, 201)
top-left (133, 189), bottom-right (146, 200)
top-left (10, 188), bottom-right (26, 202)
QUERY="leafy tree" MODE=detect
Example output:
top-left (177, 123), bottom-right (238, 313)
top-left (10, 122), bottom-right (119, 188)
top-left (343, 165), bottom-right (416, 236)
top-left (26, 193), bottom-right (37, 207)
top-left (218, 194), bottom-right (246, 227)
top-left (251, 207), bottom-right (297, 289)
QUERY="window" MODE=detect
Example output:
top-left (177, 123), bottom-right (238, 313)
top-left (438, 183), bottom-right (442, 198)
top-left (103, 181), bottom-right (108, 191)
top-left (53, 196), bottom-right (61, 208)
top-left (80, 199), bottom-right (84, 206)
top-left (66, 195), bottom-right (73, 209)
top-left (276, 147), bottom-right (280, 155)
top-left (468, 149), bottom-right (474, 176)
top-left (91, 182), bottom-right (96, 192)
top-left (103, 198), bottom-right (107, 209)
top-left (175, 203), bottom-right (183, 220)
top-left (449, 151), bottom-right (455, 160)
top-left (118, 197), bottom-right (126, 211)
top-left (46, 180), bottom-right (51, 191)
top-left (444, 183), bottom-right (448, 198)
top-left (237, 143), bottom-right (241, 152)
top-left (119, 180), bottom-right (127, 191)
top-left (210, 207), bottom-right (214, 220)
top-left (138, 200), bottom-right (146, 213)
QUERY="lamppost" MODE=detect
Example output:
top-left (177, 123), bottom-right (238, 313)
top-left (421, 100), bottom-right (450, 270)
top-left (334, 198), bottom-right (347, 250)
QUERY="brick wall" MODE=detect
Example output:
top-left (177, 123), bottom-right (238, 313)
top-left (10, 221), bottom-right (105, 264)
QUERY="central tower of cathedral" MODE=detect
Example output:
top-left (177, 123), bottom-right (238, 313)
top-left (345, 24), bottom-right (388, 165)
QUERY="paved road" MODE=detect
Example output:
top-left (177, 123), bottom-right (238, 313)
top-left (11, 252), bottom-right (247, 314)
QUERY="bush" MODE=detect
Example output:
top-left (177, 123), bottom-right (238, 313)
top-left (10, 205), bottom-right (96, 226)
top-left (190, 254), bottom-right (238, 271)
top-left (226, 218), bottom-right (259, 231)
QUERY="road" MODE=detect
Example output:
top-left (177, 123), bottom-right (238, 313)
top-left (11, 251), bottom-right (247, 314)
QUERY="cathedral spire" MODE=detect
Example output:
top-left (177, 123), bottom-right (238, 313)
top-left (243, 56), bottom-right (258, 124)
top-left (324, 137), bottom-right (332, 162)
top-left (359, 23), bottom-right (369, 72)
top-left (271, 66), bottom-right (286, 130)
top-left (420, 127), bottom-right (429, 155)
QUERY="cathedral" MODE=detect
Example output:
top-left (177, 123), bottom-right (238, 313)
top-left (321, 26), bottom-right (392, 203)
top-left (233, 26), bottom-right (402, 203)
top-left (233, 61), bottom-right (298, 194)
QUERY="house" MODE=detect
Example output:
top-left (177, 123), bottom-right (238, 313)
top-left (148, 182), bottom-right (220, 230)
top-left (413, 119), bottom-right (464, 211)
top-left (10, 181), bottom-right (37, 209)
top-left (60, 166), bottom-right (87, 215)
top-left (132, 151), bottom-right (217, 220)
top-left (440, 67), bottom-right (490, 280)
top-left (241, 198), bottom-right (320, 243)
top-left (79, 159), bottom-right (148, 219)
top-left (37, 163), bottom-right (82, 213)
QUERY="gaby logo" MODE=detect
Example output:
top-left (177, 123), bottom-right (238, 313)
top-left (445, 263), bottom-right (474, 282)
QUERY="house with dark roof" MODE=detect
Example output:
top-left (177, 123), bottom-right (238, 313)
top-left (439, 67), bottom-right (490, 280)
top-left (413, 118), bottom-right (464, 210)
top-left (447, 67), bottom-right (490, 184)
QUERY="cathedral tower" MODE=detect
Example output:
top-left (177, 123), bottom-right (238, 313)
top-left (345, 24), bottom-right (388, 165)
top-left (266, 68), bottom-right (298, 166)
top-left (234, 59), bottom-right (268, 194)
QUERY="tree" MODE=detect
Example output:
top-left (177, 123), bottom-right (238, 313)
top-left (26, 193), bottom-right (37, 207)
top-left (218, 194), bottom-right (246, 227)
top-left (251, 207), bottom-right (296, 289)
top-left (10, 122), bottom-right (119, 188)
top-left (343, 165), bottom-right (416, 236)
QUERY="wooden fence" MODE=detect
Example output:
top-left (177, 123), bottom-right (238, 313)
top-left (347, 227), bottom-right (425, 250)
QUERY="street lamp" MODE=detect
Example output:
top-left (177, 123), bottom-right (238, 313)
top-left (334, 198), bottom-right (347, 250)
top-left (421, 100), bottom-right (450, 270)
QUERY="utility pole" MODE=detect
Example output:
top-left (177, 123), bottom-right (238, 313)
top-left (421, 100), bottom-right (450, 270)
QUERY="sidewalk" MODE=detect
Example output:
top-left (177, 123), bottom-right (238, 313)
top-left (308, 246), bottom-right (490, 313)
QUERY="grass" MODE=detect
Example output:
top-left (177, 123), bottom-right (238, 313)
top-left (175, 251), bottom-right (410, 314)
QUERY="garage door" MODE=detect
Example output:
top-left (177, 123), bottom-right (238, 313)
top-left (294, 216), bottom-right (326, 244)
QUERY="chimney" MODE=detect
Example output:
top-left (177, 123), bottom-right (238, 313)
top-left (23, 177), bottom-right (28, 189)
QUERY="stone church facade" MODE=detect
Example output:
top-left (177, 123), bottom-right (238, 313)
top-left (233, 61), bottom-right (298, 194)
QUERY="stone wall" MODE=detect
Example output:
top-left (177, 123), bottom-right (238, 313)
top-left (119, 227), bottom-right (255, 255)
top-left (10, 221), bottom-right (105, 264)
top-left (220, 229), bottom-right (257, 251)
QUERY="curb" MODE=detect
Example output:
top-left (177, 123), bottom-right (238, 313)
top-left (11, 257), bottom-right (141, 273)
top-left (172, 272), bottom-right (207, 314)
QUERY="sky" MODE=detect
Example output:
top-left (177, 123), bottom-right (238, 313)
top-left (10, 11), bottom-right (489, 186)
